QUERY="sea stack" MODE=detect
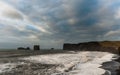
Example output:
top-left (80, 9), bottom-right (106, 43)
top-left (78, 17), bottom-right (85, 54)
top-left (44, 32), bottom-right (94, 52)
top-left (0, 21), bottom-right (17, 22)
top-left (34, 45), bottom-right (40, 51)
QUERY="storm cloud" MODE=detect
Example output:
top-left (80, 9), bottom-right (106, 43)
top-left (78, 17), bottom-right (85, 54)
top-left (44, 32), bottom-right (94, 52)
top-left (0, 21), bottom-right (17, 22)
top-left (0, 0), bottom-right (120, 49)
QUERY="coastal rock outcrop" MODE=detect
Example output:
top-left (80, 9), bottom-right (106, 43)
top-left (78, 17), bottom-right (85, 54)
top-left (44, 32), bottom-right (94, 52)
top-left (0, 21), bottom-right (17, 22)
top-left (63, 41), bottom-right (120, 54)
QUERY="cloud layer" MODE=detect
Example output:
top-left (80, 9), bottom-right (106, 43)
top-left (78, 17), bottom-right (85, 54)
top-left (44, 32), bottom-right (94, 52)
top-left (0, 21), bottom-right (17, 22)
top-left (0, 0), bottom-right (120, 49)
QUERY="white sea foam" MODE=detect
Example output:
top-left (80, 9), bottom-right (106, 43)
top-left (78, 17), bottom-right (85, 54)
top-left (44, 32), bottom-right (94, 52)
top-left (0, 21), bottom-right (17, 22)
top-left (0, 51), bottom-right (118, 75)
top-left (22, 51), bottom-right (119, 75)
top-left (0, 63), bottom-right (15, 73)
top-left (70, 54), bottom-right (116, 75)
top-left (0, 62), bottom-right (25, 74)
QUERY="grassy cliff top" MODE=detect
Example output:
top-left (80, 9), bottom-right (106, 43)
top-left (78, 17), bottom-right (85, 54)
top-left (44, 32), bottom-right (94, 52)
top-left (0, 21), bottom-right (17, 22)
top-left (99, 41), bottom-right (120, 47)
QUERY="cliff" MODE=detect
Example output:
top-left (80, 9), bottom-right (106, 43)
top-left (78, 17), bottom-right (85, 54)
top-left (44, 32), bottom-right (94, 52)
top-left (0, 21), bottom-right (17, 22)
top-left (63, 41), bottom-right (120, 54)
top-left (100, 41), bottom-right (120, 48)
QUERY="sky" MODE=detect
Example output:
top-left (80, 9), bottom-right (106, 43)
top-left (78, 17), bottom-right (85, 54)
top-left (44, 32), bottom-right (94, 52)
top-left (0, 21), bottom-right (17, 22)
top-left (0, 0), bottom-right (120, 49)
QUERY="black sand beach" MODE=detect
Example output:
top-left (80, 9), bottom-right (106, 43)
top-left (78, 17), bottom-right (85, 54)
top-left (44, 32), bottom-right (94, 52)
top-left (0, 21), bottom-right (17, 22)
top-left (0, 50), bottom-right (70, 75)
top-left (0, 50), bottom-right (119, 75)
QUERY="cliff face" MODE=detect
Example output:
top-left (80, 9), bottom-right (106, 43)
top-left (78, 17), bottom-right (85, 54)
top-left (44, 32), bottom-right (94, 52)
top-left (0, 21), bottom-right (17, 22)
top-left (100, 41), bottom-right (120, 48)
top-left (63, 41), bottom-right (120, 54)
top-left (63, 44), bottom-right (79, 50)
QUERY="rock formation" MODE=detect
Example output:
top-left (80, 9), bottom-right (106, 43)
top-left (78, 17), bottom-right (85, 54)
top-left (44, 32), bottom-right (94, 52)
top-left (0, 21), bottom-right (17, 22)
top-left (63, 43), bottom-right (79, 50)
top-left (17, 47), bottom-right (30, 50)
top-left (63, 41), bottom-right (119, 54)
top-left (34, 45), bottom-right (40, 50)
top-left (118, 47), bottom-right (120, 55)
top-left (63, 42), bottom-right (101, 51)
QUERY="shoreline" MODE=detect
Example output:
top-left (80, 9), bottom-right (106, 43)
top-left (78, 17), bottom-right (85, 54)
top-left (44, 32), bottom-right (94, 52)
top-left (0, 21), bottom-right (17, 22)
top-left (0, 51), bottom-right (119, 75)
top-left (115, 57), bottom-right (120, 75)
top-left (101, 59), bottom-right (120, 75)
top-left (52, 53), bottom-right (120, 75)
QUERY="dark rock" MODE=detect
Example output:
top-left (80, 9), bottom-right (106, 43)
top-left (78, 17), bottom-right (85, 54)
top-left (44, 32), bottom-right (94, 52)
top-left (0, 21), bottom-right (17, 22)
top-left (17, 47), bottom-right (26, 50)
top-left (17, 47), bottom-right (30, 50)
top-left (26, 47), bottom-right (30, 50)
top-left (51, 48), bottom-right (54, 50)
top-left (34, 45), bottom-right (40, 51)
top-left (63, 41), bottom-right (119, 54)
top-left (118, 47), bottom-right (120, 55)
